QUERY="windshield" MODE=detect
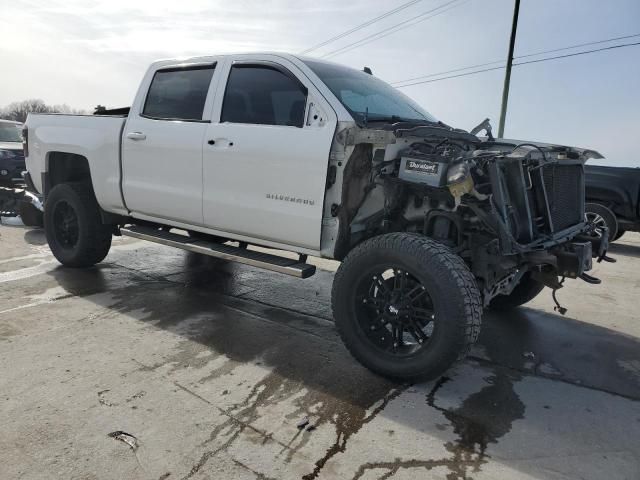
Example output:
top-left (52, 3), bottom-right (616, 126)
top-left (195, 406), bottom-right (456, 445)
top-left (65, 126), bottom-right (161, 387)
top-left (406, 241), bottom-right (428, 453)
top-left (0, 123), bottom-right (22, 142)
top-left (303, 60), bottom-right (438, 125)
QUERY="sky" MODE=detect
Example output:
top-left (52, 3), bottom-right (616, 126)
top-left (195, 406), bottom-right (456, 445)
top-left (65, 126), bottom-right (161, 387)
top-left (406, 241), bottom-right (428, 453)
top-left (1, 0), bottom-right (639, 166)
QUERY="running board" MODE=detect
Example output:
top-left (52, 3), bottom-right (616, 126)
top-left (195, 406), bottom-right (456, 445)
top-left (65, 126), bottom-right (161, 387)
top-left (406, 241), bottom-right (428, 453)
top-left (120, 225), bottom-right (316, 279)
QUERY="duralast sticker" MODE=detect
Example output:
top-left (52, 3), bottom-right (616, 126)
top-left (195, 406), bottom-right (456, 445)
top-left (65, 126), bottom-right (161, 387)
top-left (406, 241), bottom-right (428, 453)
top-left (405, 159), bottom-right (439, 175)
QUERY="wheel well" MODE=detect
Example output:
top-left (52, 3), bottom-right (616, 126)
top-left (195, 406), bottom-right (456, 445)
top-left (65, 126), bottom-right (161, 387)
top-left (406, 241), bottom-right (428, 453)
top-left (46, 152), bottom-right (92, 194)
top-left (44, 152), bottom-right (125, 227)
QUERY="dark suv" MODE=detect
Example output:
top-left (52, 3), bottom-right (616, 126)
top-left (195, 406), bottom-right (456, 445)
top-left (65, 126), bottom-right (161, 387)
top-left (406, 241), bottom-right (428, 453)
top-left (0, 119), bottom-right (25, 188)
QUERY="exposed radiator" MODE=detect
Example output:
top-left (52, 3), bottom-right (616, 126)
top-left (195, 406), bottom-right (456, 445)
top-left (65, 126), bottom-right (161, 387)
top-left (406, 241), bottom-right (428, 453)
top-left (541, 163), bottom-right (585, 232)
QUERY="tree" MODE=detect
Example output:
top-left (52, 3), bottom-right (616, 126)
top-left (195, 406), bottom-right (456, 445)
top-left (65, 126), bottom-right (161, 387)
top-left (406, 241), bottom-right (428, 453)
top-left (0, 99), bottom-right (87, 122)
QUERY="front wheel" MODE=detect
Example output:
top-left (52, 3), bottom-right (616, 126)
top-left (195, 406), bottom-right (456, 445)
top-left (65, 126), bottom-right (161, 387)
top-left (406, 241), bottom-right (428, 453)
top-left (332, 233), bottom-right (482, 381)
top-left (585, 203), bottom-right (618, 243)
top-left (44, 182), bottom-right (112, 267)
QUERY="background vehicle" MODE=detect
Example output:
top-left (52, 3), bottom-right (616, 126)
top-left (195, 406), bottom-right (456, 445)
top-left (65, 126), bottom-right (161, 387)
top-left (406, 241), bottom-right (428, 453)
top-left (23, 53), bottom-right (607, 380)
top-left (0, 119), bottom-right (25, 188)
top-left (585, 164), bottom-right (640, 242)
top-left (0, 119), bottom-right (43, 225)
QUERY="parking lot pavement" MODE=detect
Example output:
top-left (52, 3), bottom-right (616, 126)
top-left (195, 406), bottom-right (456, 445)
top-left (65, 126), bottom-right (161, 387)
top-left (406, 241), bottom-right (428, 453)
top-left (1, 224), bottom-right (639, 480)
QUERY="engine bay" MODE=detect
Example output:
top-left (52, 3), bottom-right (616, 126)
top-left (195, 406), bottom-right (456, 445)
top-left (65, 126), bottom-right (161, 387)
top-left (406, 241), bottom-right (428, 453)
top-left (329, 123), bottom-right (610, 306)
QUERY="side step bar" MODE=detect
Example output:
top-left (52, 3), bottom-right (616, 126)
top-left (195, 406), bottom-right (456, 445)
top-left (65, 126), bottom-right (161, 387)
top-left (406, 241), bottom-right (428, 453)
top-left (120, 225), bottom-right (316, 279)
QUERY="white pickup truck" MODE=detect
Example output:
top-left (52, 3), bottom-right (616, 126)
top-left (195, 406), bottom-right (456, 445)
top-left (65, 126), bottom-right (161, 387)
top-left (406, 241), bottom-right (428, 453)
top-left (24, 53), bottom-right (609, 380)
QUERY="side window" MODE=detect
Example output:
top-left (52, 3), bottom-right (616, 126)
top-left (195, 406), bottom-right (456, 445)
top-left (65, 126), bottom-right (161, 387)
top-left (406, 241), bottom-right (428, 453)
top-left (143, 65), bottom-right (215, 121)
top-left (221, 65), bottom-right (307, 127)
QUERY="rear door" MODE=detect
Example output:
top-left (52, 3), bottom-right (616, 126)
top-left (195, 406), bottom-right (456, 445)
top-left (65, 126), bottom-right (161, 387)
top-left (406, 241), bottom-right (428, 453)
top-left (202, 56), bottom-right (337, 250)
top-left (122, 61), bottom-right (220, 225)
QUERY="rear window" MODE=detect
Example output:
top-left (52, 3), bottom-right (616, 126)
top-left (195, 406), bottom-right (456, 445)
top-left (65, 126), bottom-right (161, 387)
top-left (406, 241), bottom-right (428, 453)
top-left (143, 65), bottom-right (215, 121)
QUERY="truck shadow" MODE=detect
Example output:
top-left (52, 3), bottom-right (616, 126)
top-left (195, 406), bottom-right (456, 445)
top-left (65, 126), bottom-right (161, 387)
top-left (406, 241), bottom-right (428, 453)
top-left (609, 240), bottom-right (640, 258)
top-left (43, 247), bottom-right (640, 479)
top-left (23, 227), bottom-right (46, 245)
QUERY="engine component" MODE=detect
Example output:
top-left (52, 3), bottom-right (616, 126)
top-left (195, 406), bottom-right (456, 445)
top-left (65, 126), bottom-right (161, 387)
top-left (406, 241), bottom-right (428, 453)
top-left (398, 152), bottom-right (449, 187)
top-left (447, 162), bottom-right (473, 207)
top-left (556, 241), bottom-right (592, 278)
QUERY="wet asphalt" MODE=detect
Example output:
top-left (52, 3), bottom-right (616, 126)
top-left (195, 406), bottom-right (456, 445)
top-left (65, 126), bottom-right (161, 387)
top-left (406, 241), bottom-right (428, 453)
top-left (0, 223), bottom-right (639, 479)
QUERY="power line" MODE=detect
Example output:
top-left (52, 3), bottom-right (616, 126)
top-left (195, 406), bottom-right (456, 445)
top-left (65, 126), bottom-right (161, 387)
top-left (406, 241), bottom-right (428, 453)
top-left (321, 0), bottom-right (467, 59)
top-left (299, 0), bottom-right (425, 55)
top-left (322, 0), bottom-right (465, 58)
top-left (396, 65), bottom-right (505, 87)
top-left (392, 33), bottom-right (640, 86)
top-left (517, 32), bottom-right (640, 59)
top-left (394, 41), bottom-right (640, 88)
top-left (392, 59), bottom-right (504, 85)
top-left (515, 40), bottom-right (640, 66)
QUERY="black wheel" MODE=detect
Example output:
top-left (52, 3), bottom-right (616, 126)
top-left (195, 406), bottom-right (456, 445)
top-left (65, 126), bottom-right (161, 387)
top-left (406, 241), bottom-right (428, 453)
top-left (332, 233), bottom-right (482, 381)
top-left (488, 272), bottom-right (546, 311)
top-left (585, 203), bottom-right (618, 243)
top-left (19, 201), bottom-right (44, 227)
top-left (44, 182), bottom-right (112, 267)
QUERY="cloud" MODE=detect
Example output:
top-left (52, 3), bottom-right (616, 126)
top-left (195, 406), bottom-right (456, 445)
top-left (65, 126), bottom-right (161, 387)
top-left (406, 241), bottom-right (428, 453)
top-left (2, 0), bottom-right (638, 165)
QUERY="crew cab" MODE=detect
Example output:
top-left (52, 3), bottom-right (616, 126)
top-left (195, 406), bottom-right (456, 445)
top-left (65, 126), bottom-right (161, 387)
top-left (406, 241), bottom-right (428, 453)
top-left (24, 53), bottom-right (608, 380)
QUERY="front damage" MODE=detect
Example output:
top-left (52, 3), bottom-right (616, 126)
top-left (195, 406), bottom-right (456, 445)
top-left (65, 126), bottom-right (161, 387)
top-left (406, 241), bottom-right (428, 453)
top-left (322, 121), bottom-right (609, 310)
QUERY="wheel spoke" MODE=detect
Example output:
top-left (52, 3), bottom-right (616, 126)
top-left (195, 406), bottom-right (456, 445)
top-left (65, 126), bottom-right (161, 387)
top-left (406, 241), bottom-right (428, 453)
top-left (360, 294), bottom-right (385, 309)
top-left (412, 307), bottom-right (434, 322)
top-left (391, 323), bottom-right (403, 350)
top-left (407, 320), bottom-right (428, 344)
top-left (406, 284), bottom-right (427, 304)
top-left (393, 269), bottom-right (406, 291)
top-left (373, 275), bottom-right (391, 296)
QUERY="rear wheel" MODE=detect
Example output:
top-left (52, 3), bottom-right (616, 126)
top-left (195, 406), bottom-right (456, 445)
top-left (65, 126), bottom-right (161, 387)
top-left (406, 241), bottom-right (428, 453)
top-left (488, 273), bottom-right (546, 311)
top-left (44, 182), bottom-right (112, 267)
top-left (585, 203), bottom-right (618, 243)
top-left (332, 233), bottom-right (482, 381)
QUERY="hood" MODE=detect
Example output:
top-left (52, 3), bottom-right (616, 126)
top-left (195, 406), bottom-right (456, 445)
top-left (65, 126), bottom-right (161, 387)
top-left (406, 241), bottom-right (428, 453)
top-left (482, 137), bottom-right (604, 160)
top-left (0, 141), bottom-right (23, 151)
top-left (383, 121), bottom-right (604, 160)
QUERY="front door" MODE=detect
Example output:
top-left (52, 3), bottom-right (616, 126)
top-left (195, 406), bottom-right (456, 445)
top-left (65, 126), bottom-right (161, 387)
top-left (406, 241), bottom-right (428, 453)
top-left (122, 63), bottom-right (217, 225)
top-left (202, 58), bottom-right (337, 250)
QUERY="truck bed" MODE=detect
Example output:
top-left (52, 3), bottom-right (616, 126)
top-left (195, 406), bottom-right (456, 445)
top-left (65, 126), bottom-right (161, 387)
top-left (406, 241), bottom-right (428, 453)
top-left (25, 113), bottom-right (128, 214)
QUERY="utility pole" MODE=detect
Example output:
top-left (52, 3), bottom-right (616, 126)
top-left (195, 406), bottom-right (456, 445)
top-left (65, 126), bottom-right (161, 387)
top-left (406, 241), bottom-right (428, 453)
top-left (497, 0), bottom-right (520, 138)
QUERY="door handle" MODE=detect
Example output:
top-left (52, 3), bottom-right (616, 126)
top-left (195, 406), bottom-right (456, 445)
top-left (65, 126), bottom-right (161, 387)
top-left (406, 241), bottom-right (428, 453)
top-left (126, 132), bottom-right (146, 141)
top-left (207, 138), bottom-right (234, 147)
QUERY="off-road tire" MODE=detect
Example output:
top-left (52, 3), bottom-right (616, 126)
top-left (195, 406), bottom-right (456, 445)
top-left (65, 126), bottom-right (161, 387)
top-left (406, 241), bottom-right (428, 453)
top-left (488, 273), bottom-right (546, 311)
top-left (332, 233), bottom-right (482, 381)
top-left (44, 182), bottom-right (112, 267)
top-left (585, 203), bottom-right (618, 244)
top-left (19, 201), bottom-right (44, 227)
